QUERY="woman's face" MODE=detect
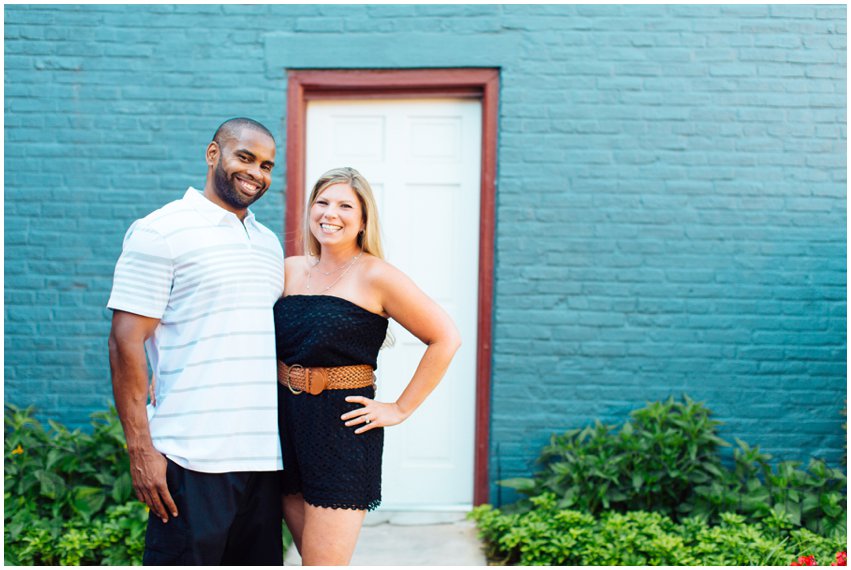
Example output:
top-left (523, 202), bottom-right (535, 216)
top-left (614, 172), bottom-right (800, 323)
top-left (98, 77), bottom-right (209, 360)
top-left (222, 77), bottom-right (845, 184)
top-left (310, 183), bottom-right (365, 251)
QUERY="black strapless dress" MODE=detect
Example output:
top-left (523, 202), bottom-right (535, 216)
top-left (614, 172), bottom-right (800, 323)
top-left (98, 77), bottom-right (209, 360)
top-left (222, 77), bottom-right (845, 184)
top-left (274, 294), bottom-right (389, 511)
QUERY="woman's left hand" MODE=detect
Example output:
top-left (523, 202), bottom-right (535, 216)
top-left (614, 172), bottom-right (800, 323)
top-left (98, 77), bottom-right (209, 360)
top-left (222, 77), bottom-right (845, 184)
top-left (342, 396), bottom-right (409, 434)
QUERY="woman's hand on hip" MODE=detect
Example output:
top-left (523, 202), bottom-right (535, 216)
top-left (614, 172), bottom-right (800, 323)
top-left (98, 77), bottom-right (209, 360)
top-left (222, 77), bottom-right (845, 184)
top-left (342, 396), bottom-right (409, 434)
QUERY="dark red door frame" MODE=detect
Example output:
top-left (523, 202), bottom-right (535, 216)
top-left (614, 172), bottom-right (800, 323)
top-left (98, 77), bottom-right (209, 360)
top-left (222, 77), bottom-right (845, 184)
top-left (284, 68), bottom-right (498, 506)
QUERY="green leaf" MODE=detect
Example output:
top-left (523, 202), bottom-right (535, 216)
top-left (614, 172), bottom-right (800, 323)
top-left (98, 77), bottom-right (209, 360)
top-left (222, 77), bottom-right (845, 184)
top-left (801, 494), bottom-right (820, 514)
top-left (786, 501), bottom-right (802, 526)
top-left (44, 448), bottom-right (63, 471)
top-left (498, 478), bottom-right (537, 492)
top-left (94, 472), bottom-right (116, 486)
top-left (822, 503), bottom-right (843, 518)
top-left (47, 419), bottom-right (66, 434)
top-left (111, 471), bottom-right (133, 503)
top-left (35, 470), bottom-right (66, 500)
top-left (71, 486), bottom-right (106, 520)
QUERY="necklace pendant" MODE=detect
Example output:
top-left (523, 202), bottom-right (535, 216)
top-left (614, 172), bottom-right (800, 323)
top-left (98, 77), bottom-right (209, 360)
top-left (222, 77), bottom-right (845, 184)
top-left (307, 250), bottom-right (363, 294)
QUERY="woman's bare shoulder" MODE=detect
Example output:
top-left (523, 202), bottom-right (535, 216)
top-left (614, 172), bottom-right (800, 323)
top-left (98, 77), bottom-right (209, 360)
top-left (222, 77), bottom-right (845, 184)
top-left (284, 256), bottom-right (312, 295)
top-left (285, 255), bottom-right (310, 273)
top-left (361, 255), bottom-right (412, 290)
top-left (361, 254), bottom-right (392, 276)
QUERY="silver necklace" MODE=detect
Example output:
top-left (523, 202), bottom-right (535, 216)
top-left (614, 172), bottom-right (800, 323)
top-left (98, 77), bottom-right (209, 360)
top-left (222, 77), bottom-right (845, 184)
top-left (313, 255), bottom-right (354, 276)
top-left (306, 251), bottom-right (363, 293)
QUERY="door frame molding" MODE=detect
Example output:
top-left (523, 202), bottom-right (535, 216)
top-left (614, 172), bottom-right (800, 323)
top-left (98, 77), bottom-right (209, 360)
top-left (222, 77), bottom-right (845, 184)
top-left (285, 68), bottom-right (498, 506)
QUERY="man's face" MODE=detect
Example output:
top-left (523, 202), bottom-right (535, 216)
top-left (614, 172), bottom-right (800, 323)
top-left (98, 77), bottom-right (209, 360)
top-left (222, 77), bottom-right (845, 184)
top-left (210, 128), bottom-right (276, 212)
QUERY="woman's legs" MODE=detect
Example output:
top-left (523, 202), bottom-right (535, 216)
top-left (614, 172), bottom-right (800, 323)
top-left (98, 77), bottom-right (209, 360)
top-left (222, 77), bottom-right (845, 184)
top-left (282, 493), bottom-right (306, 554)
top-left (300, 502), bottom-right (366, 566)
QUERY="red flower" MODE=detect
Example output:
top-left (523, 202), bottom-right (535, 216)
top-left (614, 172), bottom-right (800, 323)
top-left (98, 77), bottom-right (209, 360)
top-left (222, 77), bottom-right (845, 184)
top-left (832, 551), bottom-right (847, 567)
top-left (792, 555), bottom-right (817, 566)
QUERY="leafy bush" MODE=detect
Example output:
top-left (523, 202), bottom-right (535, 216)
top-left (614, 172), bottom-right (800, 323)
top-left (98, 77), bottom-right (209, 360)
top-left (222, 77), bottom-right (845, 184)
top-left (5, 404), bottom-right (135, 520)
top-left (470, 493), bottom-right (847, 566)
top-left (479, 396), bottom-right (847, 565)
top-left (4, 404), bottom-right (146, 565)
top-left (5, 405), bottom-right (293, 565)
top-left (501, 396), bottom-right (847, 538)
top-left (502, 396), bottom-right (727, 518)
top-left (7, 501), bottom-right (148, 565)
top-left (693, 438), bottom-right (847, 537)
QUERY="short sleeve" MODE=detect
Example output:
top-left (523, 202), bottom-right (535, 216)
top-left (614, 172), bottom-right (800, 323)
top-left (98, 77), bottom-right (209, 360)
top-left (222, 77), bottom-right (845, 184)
top-left (107, 220), bottom-right (174, 319)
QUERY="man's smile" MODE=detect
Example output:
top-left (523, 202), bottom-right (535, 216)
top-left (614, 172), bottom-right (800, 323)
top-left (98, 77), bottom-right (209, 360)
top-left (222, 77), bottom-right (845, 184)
top-left (234, 174), bottom-right (263, 195)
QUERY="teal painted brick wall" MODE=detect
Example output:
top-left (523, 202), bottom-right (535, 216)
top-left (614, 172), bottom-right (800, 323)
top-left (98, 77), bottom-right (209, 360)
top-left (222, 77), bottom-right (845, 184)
top-left (5, 5), bottom-right (846, 505)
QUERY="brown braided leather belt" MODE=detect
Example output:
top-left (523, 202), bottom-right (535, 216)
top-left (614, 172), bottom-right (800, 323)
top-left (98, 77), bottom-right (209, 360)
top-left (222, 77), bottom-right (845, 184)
top-left (278, 361), bottom-right (375, 396)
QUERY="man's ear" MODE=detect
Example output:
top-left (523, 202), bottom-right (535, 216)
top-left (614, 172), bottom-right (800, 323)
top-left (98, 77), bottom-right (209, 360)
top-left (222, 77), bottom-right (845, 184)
top-left (206, 141), bottom-right (220, 167)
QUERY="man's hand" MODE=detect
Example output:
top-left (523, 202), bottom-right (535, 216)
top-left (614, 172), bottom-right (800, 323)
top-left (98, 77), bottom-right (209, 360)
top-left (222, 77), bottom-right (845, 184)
top-left (129, 445), bottom-right (178, 523)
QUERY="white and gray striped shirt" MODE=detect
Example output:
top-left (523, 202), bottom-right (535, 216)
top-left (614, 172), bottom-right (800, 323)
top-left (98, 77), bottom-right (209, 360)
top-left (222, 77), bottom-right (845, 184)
top-left (108, 187), bottom-right (284, 473)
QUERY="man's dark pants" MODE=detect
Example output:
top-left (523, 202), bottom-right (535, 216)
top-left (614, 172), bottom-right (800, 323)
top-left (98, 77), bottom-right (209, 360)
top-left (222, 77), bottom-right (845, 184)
top-left (142, 459), bottom-right (282, 565)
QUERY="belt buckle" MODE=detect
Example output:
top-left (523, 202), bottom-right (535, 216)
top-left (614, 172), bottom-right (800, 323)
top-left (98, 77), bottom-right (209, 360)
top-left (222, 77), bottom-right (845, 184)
top-left (306, 367), bottom-right (327, 396)
top-left (287, 364), bottom-right (304, 395)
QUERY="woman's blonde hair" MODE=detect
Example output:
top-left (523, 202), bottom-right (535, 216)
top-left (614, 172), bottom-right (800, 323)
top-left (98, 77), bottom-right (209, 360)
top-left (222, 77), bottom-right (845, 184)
top-left (303, 166), bottom-right (384, 259)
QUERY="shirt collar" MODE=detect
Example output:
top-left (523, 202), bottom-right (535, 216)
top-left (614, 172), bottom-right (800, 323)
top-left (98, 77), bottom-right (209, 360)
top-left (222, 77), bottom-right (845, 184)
top-left (183, 187), bottom-right (256, 227)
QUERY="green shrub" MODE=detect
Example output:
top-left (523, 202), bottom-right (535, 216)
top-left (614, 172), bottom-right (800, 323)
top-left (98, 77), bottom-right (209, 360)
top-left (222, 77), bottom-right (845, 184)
top-left (501, 396), bottom-right (846, 538)
top-left (5, 405), bottom-right (294, 565)
top-left (786, 527), bottom-right (849, 565)
top-left (502, 396), bottom-right (727, 519)
top-left (481, 396), bottom-right (846, 565)
top-left (5, 404), bottom-right (134, 521)
top-left (4, 404), bottom-right (146, 565)
top-left (692, 438), bottom-right (847, 537)
top-left (6, 501), bottom-right (148, 565)
top-left (469, 495), bottom-right (846, 566)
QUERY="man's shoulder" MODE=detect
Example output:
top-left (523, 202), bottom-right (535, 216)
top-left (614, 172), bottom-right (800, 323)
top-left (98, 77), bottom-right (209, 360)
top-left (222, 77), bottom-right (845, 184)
top-left (129, 195), bottom-right (193, 235)
top-left (250, 217), bottom-right (277, 237)
top-left (250, 219), bottom-right (284, 251)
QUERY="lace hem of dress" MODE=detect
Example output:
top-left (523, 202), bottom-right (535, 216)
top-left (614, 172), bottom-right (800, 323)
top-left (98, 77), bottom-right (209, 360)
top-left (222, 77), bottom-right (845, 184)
top-left (298, 494), bottom-right (381, 512)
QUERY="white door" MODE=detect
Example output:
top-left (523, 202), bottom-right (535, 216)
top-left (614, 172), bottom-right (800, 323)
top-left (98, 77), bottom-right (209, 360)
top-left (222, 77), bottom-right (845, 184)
top-left (306, 99), bottom-right (481, 510)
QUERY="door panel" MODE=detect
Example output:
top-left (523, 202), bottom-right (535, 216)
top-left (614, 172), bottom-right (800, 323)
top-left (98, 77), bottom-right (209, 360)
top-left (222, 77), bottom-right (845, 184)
top-left (306, 99), bottom-right (481, 509)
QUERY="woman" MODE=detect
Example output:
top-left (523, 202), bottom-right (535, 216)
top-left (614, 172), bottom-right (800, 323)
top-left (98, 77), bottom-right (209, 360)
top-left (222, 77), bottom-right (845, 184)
top-left (274, 167), bottom-right (461, 565)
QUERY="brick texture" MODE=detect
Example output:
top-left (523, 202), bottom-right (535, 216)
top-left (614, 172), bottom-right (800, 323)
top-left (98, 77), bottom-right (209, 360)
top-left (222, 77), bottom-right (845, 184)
top-left (4, 5), bottom-right (846, 505)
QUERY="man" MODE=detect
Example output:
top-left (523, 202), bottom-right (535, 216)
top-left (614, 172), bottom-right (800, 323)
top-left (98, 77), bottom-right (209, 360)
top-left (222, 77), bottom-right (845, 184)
top-left (107, 118), bottom-right (284, 565)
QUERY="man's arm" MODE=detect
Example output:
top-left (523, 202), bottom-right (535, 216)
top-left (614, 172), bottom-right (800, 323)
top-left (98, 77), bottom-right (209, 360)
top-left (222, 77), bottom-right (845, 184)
top-left (108, 309), bottom-right (178, 523)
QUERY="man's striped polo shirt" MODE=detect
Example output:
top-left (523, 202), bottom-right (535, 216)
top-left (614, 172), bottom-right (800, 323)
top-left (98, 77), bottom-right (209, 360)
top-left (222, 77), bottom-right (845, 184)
top-left (108, 187), bottom-right (284, 473)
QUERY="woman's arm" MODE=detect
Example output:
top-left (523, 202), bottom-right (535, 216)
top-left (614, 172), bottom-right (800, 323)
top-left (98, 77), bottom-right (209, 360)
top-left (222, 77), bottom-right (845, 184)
top-left (341, 261), bottom-right (462, 433)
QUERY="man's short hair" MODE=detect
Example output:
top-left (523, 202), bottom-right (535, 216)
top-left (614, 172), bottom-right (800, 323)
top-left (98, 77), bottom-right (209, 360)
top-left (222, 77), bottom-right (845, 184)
top-left (213, 117), bottom-right (275, 146)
